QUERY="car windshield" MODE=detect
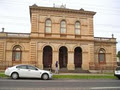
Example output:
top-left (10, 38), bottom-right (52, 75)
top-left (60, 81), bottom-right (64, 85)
top-left (116, 67), bottom-right (120, 70)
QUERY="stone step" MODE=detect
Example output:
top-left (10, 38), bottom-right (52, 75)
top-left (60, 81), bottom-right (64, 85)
top-left (59, 68), bottom-right (90, 73)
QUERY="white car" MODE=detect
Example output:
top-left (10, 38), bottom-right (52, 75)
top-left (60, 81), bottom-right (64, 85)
top-left (114, 66), bottom-right (120, 79)
top-left (5, 64), bottom-right (52, 80)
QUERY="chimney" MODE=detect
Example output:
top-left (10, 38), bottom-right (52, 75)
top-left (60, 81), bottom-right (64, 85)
top-left (2, 28), bottom-right (4, 32)
top-left (112, 34), bottom-right (114, 38)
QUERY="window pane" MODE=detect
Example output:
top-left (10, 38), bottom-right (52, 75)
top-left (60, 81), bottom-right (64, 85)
top-left (99, 49), bottom-right (105, 53)
top-left (61, 21), bottom-right (66, 33)
top-left (61, 28), bottom-right (66, 33)
top-left (12, 45), bottom-right (22, 61)
top-left (46, 27), bottom-right (51, 33)
top-left (15, 52), bottom-right (21, 61)
top-left (75, 22), bottom-right (80, 28)
top-left (46, 20), bottom-right (51, 26)
top-left (99, 54), bottom-right (105, 61)
top-left (75, 29), bottom-right (80, 35)
top-left (61, 21), bottom-right (66, 27)
top-left (16, 48), bottom-right (21, 51)
top-left (28, 66), bottom-right (37, 70)
top-left (16, 65), bottom-right (27, 69)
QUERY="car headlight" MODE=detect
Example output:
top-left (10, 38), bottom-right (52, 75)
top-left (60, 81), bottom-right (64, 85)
top-left (49, 71), bottom-right (52, 74)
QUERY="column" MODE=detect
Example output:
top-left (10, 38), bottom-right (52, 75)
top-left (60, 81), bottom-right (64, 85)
top-left (82, 52), bottom-right (89, 70)
top-left (67, 51), bottom-right (75, 70)
top-left (38, 50), bottom-right (43, 69)
top-left (52, 50), bottom-right (59, 70)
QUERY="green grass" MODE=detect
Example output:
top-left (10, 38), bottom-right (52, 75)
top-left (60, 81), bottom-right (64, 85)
top-left (0, 72), bottom-right (117, 79)
top-left (53, 74), bottom-right (117, 79)
top-left (0, 72), bottom-right (7, 78)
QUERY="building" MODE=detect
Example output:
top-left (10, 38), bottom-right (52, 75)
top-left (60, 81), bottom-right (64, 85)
top-left (0, 5), bottom-right (117, 71)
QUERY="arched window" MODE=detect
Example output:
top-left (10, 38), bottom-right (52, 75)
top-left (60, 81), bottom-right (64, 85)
top-left (45, 19), bottom-right (51, 33)
top-left (75, 21), bottom-right (80, 35)
top-left (98, 48), bottom-right (105, 63)
top-left (60, 20), bottom-right (66, 33)
top-left (12, 45), bottom-right (22, 61)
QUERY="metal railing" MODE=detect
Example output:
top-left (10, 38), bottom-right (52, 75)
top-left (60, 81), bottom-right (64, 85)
top-left (94, 37), bottom-right (116, 42)
top-left (7, 33), bottom-right (30, 38)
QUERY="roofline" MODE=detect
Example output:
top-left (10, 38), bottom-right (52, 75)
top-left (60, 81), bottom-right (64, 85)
top-left (29, 5), bottom-right (96, 19)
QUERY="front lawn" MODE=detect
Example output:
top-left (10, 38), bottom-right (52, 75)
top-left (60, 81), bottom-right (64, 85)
top-left (53, 74), bottom-right (117, 79)
top-left (0, 72), bottom-right (6, 78)
top-left (0, 72), bottom-right (117, 79)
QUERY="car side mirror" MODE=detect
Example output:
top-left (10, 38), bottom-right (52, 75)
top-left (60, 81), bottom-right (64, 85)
top-left (35, 68), bottom-right (38, 71)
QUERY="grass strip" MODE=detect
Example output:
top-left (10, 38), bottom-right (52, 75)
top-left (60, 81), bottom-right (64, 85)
top-left (0, 73), bottom-right (6, 78)
top-left (53, 75), bottom-right (117, 79)
top-left (0, 72), bottom-right (117, 79)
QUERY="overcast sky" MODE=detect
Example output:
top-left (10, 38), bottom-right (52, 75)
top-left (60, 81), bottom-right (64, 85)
top-left (0, 0), bottom-right (120, 52)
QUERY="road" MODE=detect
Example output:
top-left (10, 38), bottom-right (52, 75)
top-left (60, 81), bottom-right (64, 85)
top-left (0, 78), bottom-right (120, 90)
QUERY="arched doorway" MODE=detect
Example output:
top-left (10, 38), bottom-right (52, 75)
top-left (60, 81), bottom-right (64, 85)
top-left (43, 46), bottom-right (52, 69)
top-left (74, 47), bottom-right (82, 68)
top-left (59, 46), bottom-right (68, 68)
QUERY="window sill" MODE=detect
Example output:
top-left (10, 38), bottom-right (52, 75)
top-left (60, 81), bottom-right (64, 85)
top-left (12, 61), bottom-right (22, 64)
top-left (99, 62), bottom-right (106, 64)
top-left (60, 34), bottom-right (67, 37)
top-left (45, 33), bottom-right (52, 37)
top-left (75, 35), bottom-right (81, 38)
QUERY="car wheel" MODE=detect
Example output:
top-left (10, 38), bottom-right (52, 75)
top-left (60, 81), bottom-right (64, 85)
top-left (11, 73), bottom-right (19, 79)
top-left (117, 77), bottom-right (120, 79)
top-left (42, 73), bottom-right (49, 80)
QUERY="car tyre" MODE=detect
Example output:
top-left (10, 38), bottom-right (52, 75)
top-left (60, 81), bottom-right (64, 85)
top-left (42, 73), bottom-right (49, 80)
top-left (117, 77), bottom-right (120, 80)
top-left (11, 72), bottom-right (19, 79)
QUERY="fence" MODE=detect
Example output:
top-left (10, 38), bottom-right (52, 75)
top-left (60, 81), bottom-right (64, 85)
top-left (0, 61), bottom-right (37, 70)
top-left (89, 62), bottom-right (117, 73)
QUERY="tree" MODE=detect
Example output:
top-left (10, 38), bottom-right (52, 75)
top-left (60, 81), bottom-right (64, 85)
top-left (117, 51), bottom-right (120, 60)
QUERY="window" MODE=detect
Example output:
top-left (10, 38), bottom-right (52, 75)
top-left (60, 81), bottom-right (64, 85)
top-left (75, 21), bottom-right (80, 35)
top-left (12, 45), bottom-right (22, 61)
top-left (98, 48), bottom-right (105, 63)
top-left (60, 20), bottom-right (66, 34)
top-left (45, 19), bottom-right (51, 33)
top-left (16, 65), bottom-right (27, 69)
top-left (28, 65), bottom-right (38, 70)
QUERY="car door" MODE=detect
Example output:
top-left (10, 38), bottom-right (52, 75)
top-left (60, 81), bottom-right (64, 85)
top-left (27, 65), bottom-right (41, 78)
top-left (16, 65), bottom-right (30, 77)
top-left (116, 67), bottom-right (120, 75)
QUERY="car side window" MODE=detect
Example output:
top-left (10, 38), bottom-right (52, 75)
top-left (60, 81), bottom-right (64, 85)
top-left (28, 65), bottom-right (38, 70)
top-left (16, 65), bottom-right (27, 69)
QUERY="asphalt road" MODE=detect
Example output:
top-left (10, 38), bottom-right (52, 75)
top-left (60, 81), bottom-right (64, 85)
top-left (0, 78), bottom-right (120, 90)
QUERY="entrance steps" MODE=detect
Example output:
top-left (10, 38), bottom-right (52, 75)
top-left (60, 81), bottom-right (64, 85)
top-left (43, 68), bottom-right (90, 73)
top-left (59, 68), bottom-right (90, 73)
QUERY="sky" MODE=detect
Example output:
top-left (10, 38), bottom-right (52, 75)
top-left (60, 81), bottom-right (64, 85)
top-left (0, 0), bottom-right (120, 52)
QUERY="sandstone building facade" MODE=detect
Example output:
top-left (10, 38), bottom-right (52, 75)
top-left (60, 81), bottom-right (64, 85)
top-left (0, 5), bottom-right (117, 71)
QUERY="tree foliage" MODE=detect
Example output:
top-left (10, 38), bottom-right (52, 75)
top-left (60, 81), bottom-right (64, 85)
top-left (117, 51), bottom-right (120, 60)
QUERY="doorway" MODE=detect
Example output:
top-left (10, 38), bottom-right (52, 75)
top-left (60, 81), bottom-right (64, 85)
top-left (59, 46), bottom-right (68, 68)
top-left (43, 46), bottom-right (52, 69)
top-left (74, 47), bottom-right (82, 68)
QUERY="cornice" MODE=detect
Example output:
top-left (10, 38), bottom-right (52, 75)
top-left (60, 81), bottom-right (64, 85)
top-left (29, 6), bottom-right (96, 16)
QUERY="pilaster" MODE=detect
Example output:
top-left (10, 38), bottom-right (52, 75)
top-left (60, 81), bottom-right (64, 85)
top-left (0, 42), bottom-right (4, 61)
top-left (82, 52), bottom-right (89, 70)
top-left (52, 50), bottom-right (59, 70)
top-left (67, 51), bottom-right (74, 70)
top-left (37, 50), bottom-right (43, 69)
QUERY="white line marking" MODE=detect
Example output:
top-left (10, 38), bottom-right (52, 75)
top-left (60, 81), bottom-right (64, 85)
top-left (91, 87), bottom-right (120, 89)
